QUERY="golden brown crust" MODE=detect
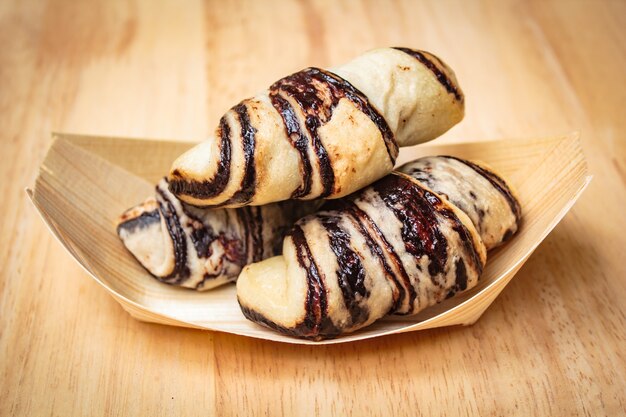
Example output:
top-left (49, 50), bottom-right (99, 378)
top-left (237, 157), bottom-right (518, 340)
top-left (117, 178), bottom-right (320, 290)
top-left (169, 47), bottom-right (464, 208)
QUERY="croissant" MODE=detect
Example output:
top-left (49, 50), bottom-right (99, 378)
top-left (236, 156), bottom-right (521, 339)
top-left (117, 178), bottom-right (319, 290)
top-left (169, 47), bottom-right (464, 208)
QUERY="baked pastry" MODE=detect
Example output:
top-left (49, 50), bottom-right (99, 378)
top-left (169, 47), bottom-right (464, 208)
top-left (237, 156), bottom-right (521, 339)
top-left (398, 156), bottom-right (521, 249)
top-left (117, 178), bottom-right (319, 290)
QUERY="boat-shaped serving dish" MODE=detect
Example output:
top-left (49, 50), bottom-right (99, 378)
top-left (28, 132), bottom-right (590, 344)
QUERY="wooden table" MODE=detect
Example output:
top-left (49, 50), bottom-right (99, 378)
top-left (2, 0), bottom-right (625, 415)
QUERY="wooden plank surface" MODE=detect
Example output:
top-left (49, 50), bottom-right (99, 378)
top-left (1, 0), bottom-right (624, 415)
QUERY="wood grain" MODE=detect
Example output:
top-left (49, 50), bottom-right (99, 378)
top-left (1, 0), bottom-right (624, 415)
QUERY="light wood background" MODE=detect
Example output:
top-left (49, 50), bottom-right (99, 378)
top-left (1, 0), bottom-right (625, 415)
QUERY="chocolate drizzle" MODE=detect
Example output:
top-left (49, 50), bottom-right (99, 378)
top-left (269, 94), bottom-right (313, 198)
top-left (393, 47), bottom-right (463, 102)
top-left (319, 213), bottom-right (370, 326)
top-left (180, 200), bottom-right (250, 269)
top-left (117, 209), bottom-right (160, 233)
top-left (270, 67), bottom-right (397, 199)
top-left (222, 102), bottom-right (258, 205)
top-left (312, 69), bottom-right (398, 162)
top-left (270, 70), bottom-right (334, 197)
top-left (251, 207), bottom-right (265, 262)
top-left (185, 213), bottom-right (215, 258)
top-left (289, 225), bottom-right (339, 337)
top-left (446, 258), bottom-right (468, 299)
top-left (443, 156), bottom-right (522, 223)
top-left (168, 116), bottom-right (232, 200)
top-left (437, 203), bottom-right (485, 278)
top-left (238, 206), bottom-right (265, 263)
top-left (373, 174), bottom-right (484, 297)
top-left (155, 186), bottom-right (190, 284)
top-left (239, 303), bottom-right (339, 341)
top-left (343, 200), bottom-right (417, 314)
top-left (373, 175), bottom-right (450, 280)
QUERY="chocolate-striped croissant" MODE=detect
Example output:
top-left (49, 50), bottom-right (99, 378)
top-left (117, 178), bottom-right (319, 290)
top-left (237, 156), bottom-right (521, 340)
top-left (169, 47), bottom-right (464, 208)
